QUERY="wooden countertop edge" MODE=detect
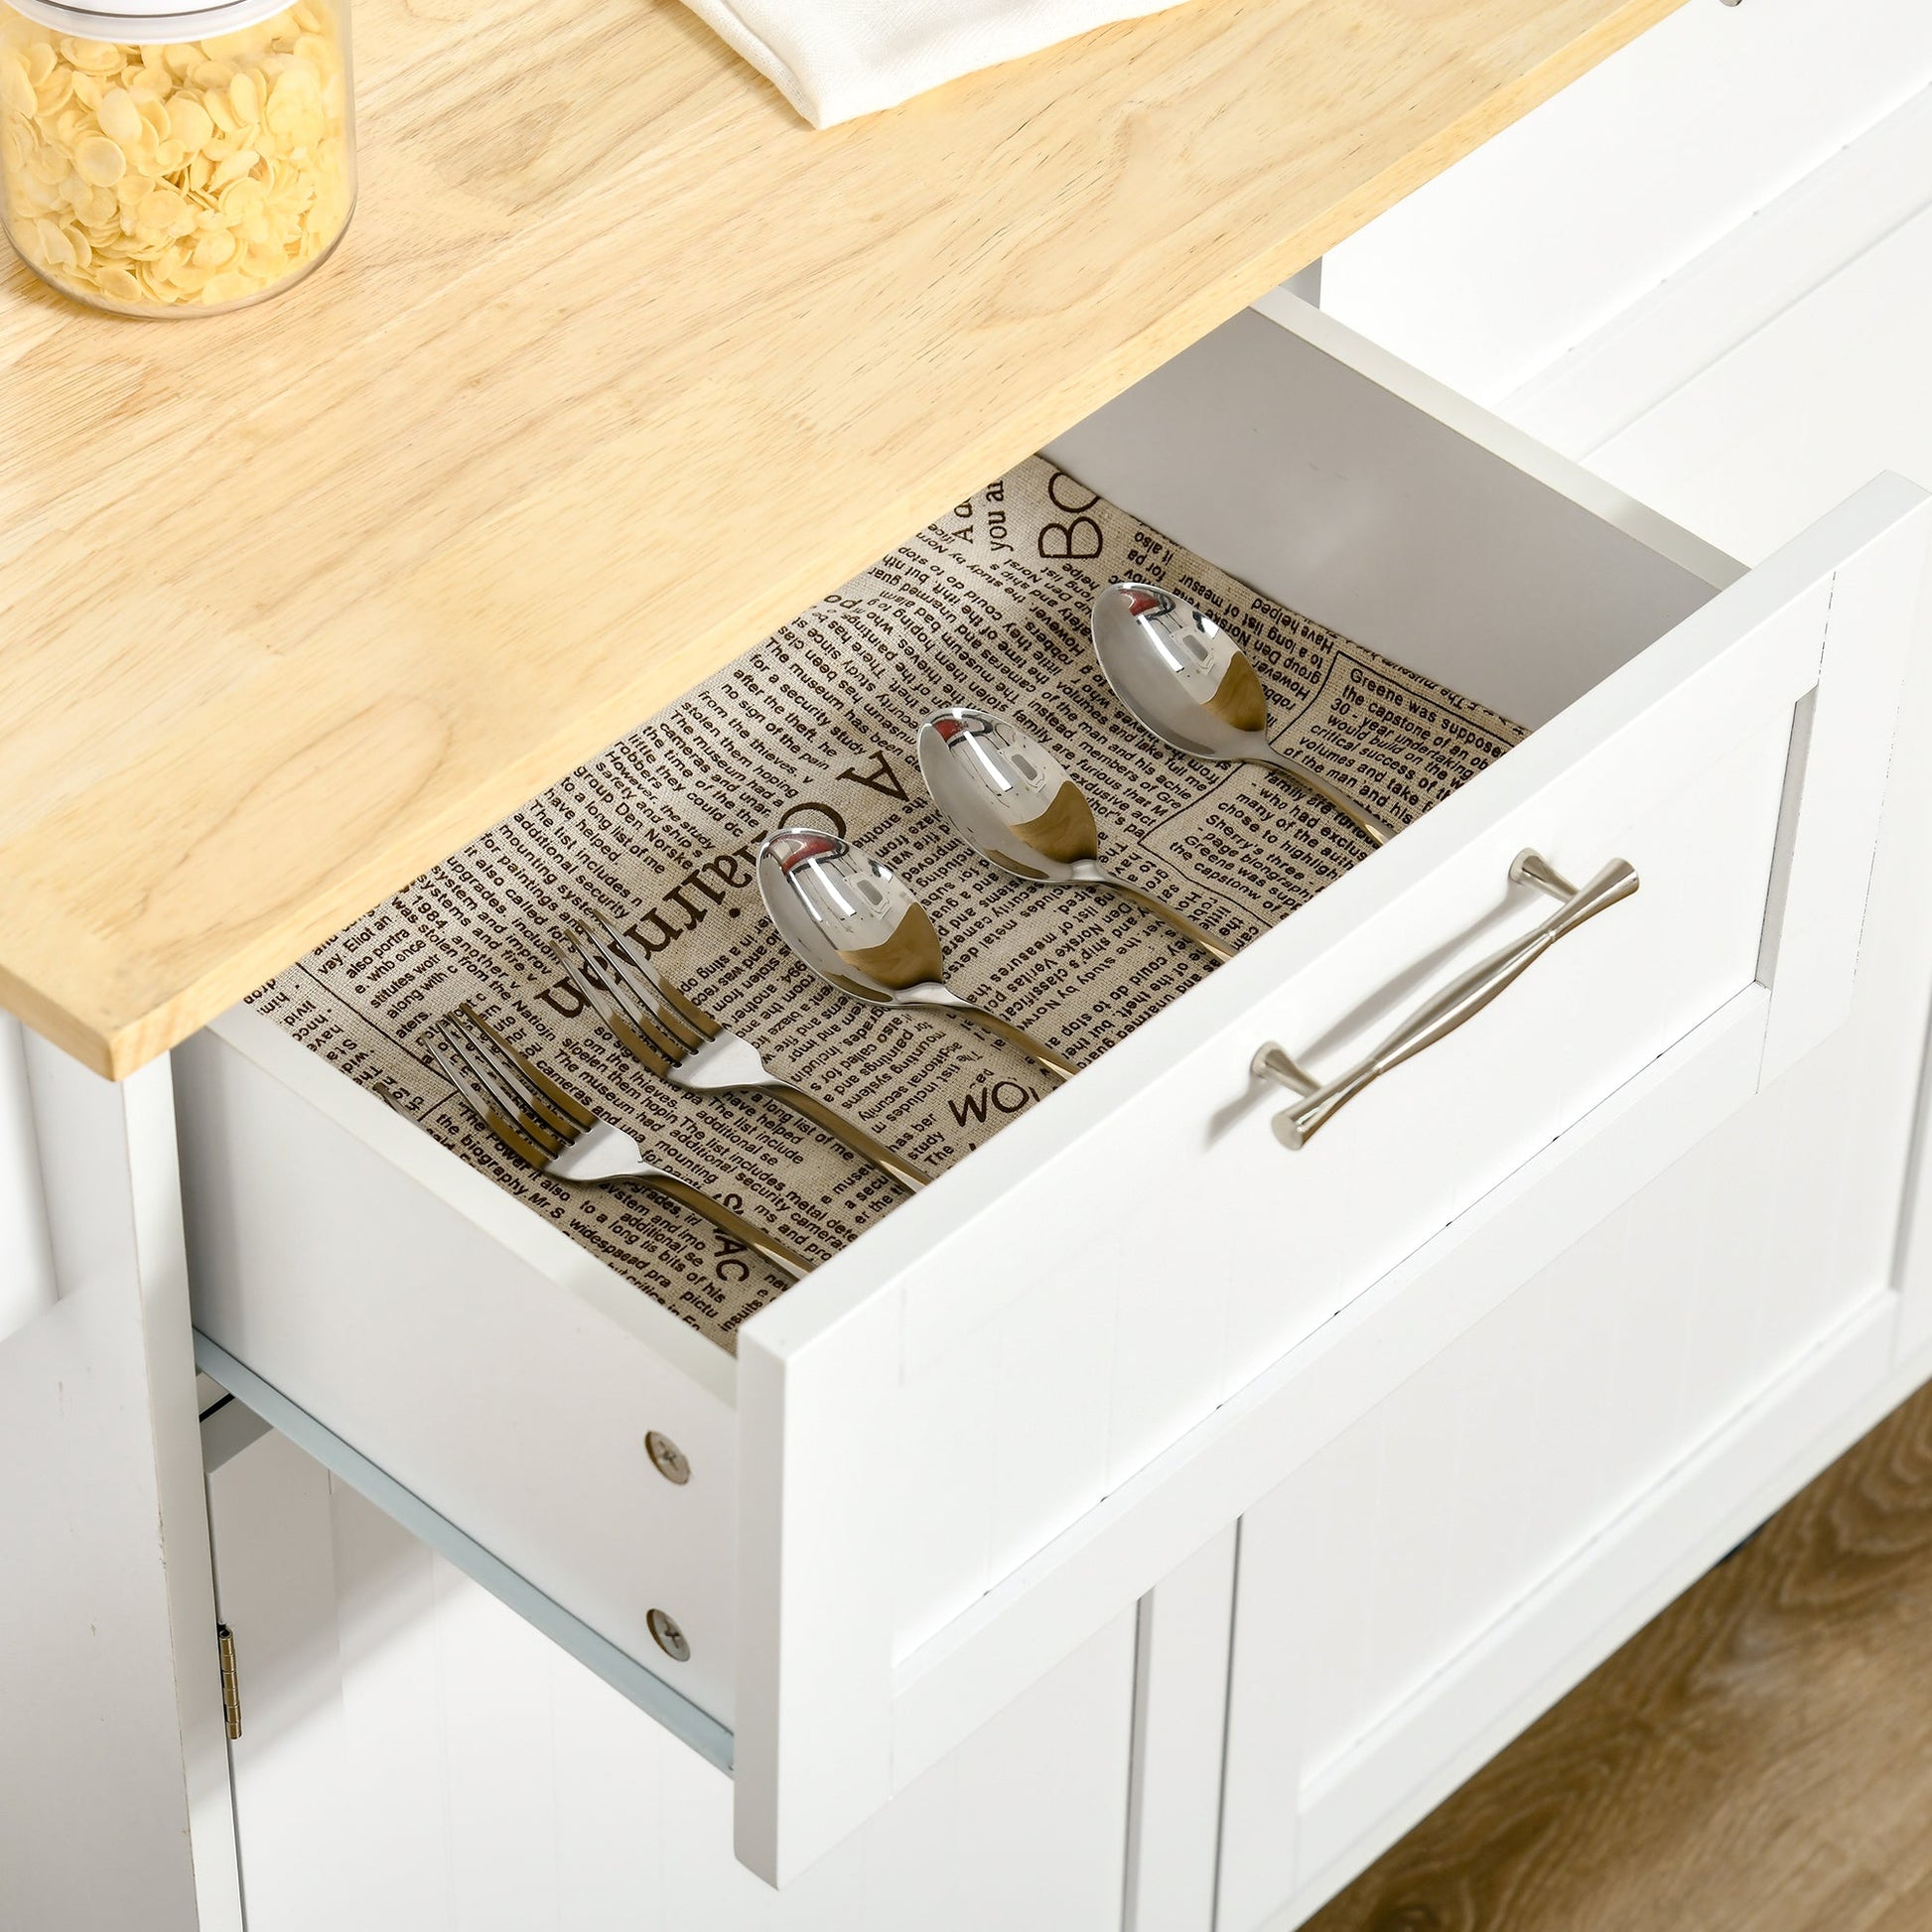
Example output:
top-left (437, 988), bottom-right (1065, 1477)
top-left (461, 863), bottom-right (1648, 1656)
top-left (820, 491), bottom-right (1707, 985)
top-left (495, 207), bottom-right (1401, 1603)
top-left (11, 0), bottom-right (1685, 1080)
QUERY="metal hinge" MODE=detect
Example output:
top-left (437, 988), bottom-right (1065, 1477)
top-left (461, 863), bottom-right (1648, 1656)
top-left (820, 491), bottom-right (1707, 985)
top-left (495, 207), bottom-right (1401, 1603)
top-left (217, 1624), bottom-right (242, 1741)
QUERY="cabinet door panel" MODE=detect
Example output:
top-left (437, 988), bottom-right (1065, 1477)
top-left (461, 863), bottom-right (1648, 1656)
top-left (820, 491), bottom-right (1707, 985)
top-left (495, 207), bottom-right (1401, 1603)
top-left (205, 1429), bottom-right (1137, 1931)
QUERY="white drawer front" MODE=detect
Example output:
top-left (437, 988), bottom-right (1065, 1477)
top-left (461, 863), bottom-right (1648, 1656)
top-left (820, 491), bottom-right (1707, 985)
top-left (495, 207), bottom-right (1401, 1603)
top-left (877, 700), bottom-right (1795, 1631)
top-left (177, 302), bottom-right (1931, 1888)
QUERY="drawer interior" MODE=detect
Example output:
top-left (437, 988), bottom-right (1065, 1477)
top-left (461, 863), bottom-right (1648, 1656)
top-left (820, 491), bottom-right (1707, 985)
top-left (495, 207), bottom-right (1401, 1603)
top-left (232, 298), bottom-right (1731, 1348)
top-left (179, 293), bottom-right (1745, 1767)
top-left (1044, 297), bottom-right (1732, 730)
top-left (244, 433), bottom-right (1548, 1355)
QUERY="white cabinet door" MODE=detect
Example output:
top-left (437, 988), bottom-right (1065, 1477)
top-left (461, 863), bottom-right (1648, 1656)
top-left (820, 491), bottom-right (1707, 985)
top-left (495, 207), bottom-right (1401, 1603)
top-left (1217, 1123), bottom-right (1902, 1932)
top-left (206, 1425), bottom-right (1138, 1932)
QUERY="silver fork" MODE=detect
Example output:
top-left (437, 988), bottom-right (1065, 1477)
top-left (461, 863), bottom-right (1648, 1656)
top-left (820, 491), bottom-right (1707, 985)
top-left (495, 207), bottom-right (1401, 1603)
top-left (424, 1002), bottom-right (813, 1281)
top-left (554, 918), bottom-right (932, 1192)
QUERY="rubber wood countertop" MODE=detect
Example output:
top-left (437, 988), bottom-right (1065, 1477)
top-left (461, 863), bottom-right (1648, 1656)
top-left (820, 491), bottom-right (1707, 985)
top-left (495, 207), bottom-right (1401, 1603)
top-left (0, 0), bottom-right (1685, 1075)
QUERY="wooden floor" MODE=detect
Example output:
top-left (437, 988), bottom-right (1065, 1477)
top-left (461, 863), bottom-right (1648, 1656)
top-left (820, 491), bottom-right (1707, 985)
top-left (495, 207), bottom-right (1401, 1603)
top-left (1304, 1377), bottom-right (1932, 1932)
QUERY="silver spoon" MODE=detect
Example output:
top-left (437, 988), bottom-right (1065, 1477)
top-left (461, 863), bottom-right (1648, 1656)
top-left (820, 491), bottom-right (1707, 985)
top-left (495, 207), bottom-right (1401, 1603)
top-left (916, 706), bottom-right (1235, 964)
top-left (1089, 581), bottom-right (1395, 848)
top-left (757, 826), bottom-right (1075, 1079)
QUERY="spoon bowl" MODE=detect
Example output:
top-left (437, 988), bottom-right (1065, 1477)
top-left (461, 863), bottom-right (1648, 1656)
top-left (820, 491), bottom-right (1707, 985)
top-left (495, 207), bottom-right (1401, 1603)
top-left (1090, 582), bottom-right (1393, 847)
top-left (757, 825), bottom-right (1074, 1077)
top-left (916, 706), bottom-right (1234, 962)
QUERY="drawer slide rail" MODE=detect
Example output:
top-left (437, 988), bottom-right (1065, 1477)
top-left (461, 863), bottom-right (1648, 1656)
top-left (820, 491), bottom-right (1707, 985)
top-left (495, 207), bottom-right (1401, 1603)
top-left (192, 1331), bottom-right (735, 1776)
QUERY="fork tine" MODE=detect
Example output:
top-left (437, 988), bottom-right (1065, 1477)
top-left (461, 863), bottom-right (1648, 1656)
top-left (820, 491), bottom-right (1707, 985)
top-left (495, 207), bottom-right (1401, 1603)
top-left (550, 935), bottom-right (673, 1076)
top-left (566, 921), bottom-right (664, 1039)
top-left (576, 923), bottom-right (696, 1062)
top-left (591, 920), bottom-right (708, 1053)
top-left (438, 1014), bottom-right (574, 1152)
top-left (457, 1003), bottom-right (599, 1135)
top-left (425, 1023), bottom-right (560, 1168)
top-left (624, 945), bottom-right (723, 1045)
top-left (433, 1015), bottom-right (546, 1127)
top-left (424, 1022), bottom-right (489, 1115)
top-left (444, 1010), bottom-right (580, 1146)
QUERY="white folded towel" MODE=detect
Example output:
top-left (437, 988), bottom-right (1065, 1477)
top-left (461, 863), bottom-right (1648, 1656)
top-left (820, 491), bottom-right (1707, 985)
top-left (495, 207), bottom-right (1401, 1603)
top-left (682, 0), bottom-right (1191, 127)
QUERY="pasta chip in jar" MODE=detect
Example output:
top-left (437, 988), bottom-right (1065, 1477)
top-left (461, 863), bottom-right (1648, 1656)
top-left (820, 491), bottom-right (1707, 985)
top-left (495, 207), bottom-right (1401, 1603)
top-left (0, 0), bottom-right (353, 315)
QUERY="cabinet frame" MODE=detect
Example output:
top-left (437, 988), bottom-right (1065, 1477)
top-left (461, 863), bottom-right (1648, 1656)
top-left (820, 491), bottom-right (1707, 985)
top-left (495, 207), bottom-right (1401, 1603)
top-left (732, 309), bottom-right (1932, 1880)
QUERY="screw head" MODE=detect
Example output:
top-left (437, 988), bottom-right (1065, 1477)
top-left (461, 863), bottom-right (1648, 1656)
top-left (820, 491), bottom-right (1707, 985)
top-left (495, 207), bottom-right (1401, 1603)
top-left (644, 1430), bottom-right (690, 1485)
top-left (646, 1607), bottom-right (690, 1663)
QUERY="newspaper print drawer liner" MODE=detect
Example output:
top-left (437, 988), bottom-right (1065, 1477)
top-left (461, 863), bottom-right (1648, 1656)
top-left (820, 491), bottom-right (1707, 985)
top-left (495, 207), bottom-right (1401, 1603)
top-left (175, 300), bottom-right (1930, 1886)
top-left (246, 454), bottom-right (1525, 1350)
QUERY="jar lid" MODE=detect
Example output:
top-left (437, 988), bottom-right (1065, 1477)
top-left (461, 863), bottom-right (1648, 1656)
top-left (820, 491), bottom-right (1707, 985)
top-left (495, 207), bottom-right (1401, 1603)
top-left (6, 0), bottom-right (303, 43)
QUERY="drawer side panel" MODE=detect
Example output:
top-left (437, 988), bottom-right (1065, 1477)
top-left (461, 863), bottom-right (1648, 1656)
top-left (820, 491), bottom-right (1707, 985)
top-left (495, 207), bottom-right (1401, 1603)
top-left (176, 1030), bottom-right (740, 1730)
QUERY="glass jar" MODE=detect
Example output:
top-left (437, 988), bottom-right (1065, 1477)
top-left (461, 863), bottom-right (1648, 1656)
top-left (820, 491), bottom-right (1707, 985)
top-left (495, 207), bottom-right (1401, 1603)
top-left (0, 0), bottom-right (353, 315)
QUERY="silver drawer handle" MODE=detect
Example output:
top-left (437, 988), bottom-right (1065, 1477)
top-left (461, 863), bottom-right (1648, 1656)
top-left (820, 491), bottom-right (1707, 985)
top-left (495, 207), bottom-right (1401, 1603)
top-left (1252, 850), bottom-right (1640, 1150)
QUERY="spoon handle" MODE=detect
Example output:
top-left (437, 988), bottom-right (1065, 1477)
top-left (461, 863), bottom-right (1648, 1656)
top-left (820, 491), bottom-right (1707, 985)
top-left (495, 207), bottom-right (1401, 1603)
top-left (1103, 882), bottom-right (1238, 964)
top-left (1254, 753), bottom-right (1395, 849)
top-left (760, 1084), bottom-right (933, 1191)
top-left (953, 1007), bottom-right (1076, 1081)
top-left (634, 1174), bottom-right (814, 1280)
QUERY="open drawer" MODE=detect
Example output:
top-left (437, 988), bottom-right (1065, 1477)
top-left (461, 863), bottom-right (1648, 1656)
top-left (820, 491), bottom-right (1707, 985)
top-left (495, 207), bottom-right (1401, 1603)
top-left (174, 294), bottom-right (1931, 1884)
